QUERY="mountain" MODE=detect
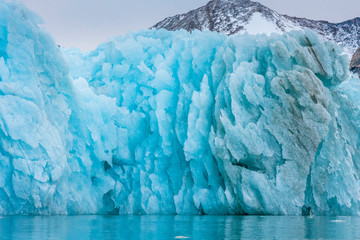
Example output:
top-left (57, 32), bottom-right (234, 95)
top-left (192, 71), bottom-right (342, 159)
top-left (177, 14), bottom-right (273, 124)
top-left (153, 0), bottom-right (360, 53)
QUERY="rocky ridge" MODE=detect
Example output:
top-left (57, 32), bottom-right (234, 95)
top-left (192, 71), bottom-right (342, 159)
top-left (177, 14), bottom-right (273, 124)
top-left (153, 0), bottom-right (360, 53)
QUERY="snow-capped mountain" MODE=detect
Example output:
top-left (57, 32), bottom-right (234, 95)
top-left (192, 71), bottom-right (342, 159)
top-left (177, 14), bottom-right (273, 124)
top-left (153, 0), bottom-right (360, 53)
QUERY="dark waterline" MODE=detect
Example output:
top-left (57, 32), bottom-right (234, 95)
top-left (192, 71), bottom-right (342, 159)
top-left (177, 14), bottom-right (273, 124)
top-left (0, 215), bottom-right (358, 239)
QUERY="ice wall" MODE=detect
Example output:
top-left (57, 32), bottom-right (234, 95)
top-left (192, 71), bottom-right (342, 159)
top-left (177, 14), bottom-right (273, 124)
top-left (1, 0), bottom-right (360, 215)
top-left (0, 1), bottom-right (115, 214)
top-left (0, 1), bottom-right (74, 214)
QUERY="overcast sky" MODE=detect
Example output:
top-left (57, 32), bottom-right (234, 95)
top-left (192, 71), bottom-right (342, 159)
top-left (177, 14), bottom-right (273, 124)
top-left (19, 0), bottom-right (360, 50)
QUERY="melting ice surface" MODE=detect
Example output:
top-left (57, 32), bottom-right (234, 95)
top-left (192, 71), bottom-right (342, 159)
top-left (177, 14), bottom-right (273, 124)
top-left (1, 1), bottom-right (360, 215)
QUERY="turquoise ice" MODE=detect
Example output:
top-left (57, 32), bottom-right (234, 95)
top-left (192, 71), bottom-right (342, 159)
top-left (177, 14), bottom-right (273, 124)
top-left (0, 1), bottom-right (359, 215)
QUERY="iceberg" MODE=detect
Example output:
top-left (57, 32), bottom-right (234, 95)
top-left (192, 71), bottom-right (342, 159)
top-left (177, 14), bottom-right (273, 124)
top-left (0, 0), bottom-right (360, 215)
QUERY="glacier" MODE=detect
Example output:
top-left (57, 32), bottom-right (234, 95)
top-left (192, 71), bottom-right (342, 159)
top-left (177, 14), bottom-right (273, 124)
top-left (1, 1), bottom-right (360, 215)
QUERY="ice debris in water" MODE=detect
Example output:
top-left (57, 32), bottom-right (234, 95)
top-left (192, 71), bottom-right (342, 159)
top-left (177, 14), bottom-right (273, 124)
top-left (0, 0), bottom-right (360, 215)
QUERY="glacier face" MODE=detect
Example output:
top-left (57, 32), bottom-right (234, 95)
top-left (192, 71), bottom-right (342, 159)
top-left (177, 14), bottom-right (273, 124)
top-left (1, 1), bottom-right (360, 215)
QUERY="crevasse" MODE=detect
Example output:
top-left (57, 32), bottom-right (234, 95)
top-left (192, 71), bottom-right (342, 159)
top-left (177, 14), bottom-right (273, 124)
top-left (0, 1), bottom-right (359, 215)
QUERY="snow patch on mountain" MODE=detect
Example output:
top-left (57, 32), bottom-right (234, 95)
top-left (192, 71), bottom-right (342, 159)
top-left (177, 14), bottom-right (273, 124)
top-left (245, 12), bottom-right (282, 35)
top-left (153, 0), bottom-right (360, 54)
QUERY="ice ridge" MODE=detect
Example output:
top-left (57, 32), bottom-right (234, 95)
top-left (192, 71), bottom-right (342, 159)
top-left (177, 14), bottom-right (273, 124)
top-left (0, 1), bottom-right (359, 215)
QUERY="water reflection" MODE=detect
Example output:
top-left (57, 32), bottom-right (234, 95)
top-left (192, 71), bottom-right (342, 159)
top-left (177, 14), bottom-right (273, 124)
top-left (0, 215), bottom-right (358, 239)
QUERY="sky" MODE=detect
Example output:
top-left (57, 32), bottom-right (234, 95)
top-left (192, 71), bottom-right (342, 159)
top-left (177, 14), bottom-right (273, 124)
top-left (19, 0), bottom-right (360, 50)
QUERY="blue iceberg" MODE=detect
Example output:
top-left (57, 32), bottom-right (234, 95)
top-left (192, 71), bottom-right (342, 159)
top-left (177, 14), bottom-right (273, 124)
top-left (0, 1), bottom-right (359, 215)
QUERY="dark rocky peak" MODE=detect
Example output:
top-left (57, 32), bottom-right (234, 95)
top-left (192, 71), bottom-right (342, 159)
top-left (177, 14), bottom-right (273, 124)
top-left (153, 0), bottom-right (360, 53)
top-left (337, 17), bottom-right (360, 27)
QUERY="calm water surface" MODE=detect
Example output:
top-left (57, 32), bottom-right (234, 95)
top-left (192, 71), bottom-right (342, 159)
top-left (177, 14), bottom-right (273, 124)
top-left (0, 215), bottom-right (358, 239)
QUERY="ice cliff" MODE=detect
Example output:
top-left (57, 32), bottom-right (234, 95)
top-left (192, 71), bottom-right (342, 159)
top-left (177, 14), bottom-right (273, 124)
top-left (1, 1), bottom-right (360, 215)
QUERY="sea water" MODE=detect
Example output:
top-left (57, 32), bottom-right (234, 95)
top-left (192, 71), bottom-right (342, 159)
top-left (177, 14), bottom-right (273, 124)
top-left (0, 215), bottom-right (358, 239)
